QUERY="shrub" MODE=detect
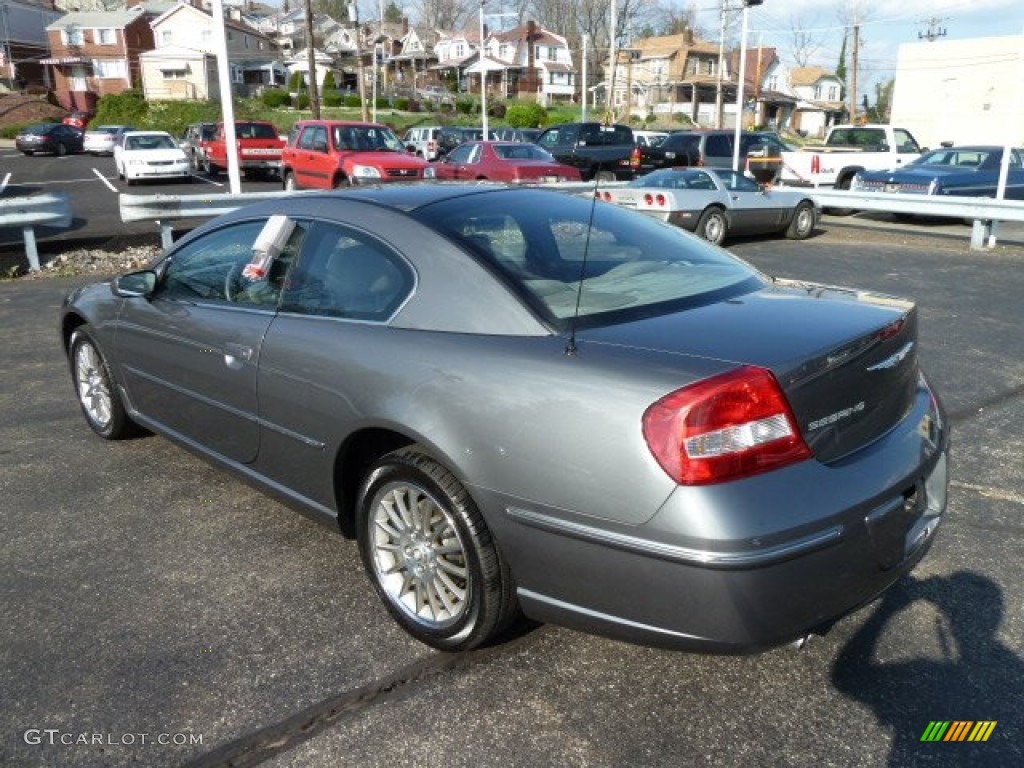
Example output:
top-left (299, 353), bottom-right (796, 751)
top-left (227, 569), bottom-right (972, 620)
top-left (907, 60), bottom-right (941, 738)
top-left (261, 88), bottom-right (290, 108)
top-left (93, 89), bottom-right (149, 125)
top-left (344, 94), bottom-right (362, 108)
top-left (296, 93), bottom-right (311, 109)
top-left (393, 97), bottom-right (409, 111)
top-left (288, 71), bottom-right (304, 92)
top-left (505, 101), bottom-right (547, 128)
top-left (488, 102), bottom-right (507, 119)
top-left (455, 99), bottom-right (475, 115)
top-left (322, 90), bottom-right (343, 107)
top-left (322, 71), bottom-right (336, 91)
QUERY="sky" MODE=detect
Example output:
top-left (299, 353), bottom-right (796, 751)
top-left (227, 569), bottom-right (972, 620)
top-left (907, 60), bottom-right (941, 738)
top-left (692, 0), bottom-right (1024, 91)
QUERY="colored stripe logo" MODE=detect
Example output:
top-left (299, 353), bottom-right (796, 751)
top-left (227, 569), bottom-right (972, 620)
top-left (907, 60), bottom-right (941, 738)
top-left (921, 721), bottom-right (997, 742)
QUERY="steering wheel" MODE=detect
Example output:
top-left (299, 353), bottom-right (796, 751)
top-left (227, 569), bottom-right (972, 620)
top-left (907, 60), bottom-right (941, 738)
top-left (224, 263), bottom-right (242, 302)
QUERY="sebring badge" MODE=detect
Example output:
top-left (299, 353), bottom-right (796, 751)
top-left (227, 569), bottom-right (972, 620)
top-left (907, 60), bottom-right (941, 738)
top-left (867, 341), bottom-right (914, 371)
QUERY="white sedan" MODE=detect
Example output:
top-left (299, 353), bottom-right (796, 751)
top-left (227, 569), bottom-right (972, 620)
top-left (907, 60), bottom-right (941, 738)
top-left (596, 167), bottom-right (818, 245)
top-left (114, 131), bottom-right (191, 185)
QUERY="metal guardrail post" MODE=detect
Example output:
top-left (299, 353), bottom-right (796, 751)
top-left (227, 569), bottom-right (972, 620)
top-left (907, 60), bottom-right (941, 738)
top-left (23, 227), bottom-right (40, 272)
top-left (0, 192), bottom-right (73, 271)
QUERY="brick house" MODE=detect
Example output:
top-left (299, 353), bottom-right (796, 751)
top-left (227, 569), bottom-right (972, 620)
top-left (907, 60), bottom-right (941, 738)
top-left (43, 8), bottom-right (155, 112)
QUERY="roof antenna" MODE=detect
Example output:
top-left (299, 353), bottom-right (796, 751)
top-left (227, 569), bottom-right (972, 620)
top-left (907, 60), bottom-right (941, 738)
top-left (565, 166), bottom-right (603, 358)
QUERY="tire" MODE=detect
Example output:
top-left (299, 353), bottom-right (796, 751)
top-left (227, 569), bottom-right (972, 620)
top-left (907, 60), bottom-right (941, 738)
top-left (356, 446), bottom-right (520, 652)
top-left (785, 200), bottom-right (816, 240)
top-left (191, 151), bottom-right (202, 171)
top-left (695, 206), bottom-right (728, 245)
top-left (283, 171), bottom-right (298, 192)
top-left (825, 175), bottom-right (856, 216)
top-left (203, 155), bottom-right (219, 176)
top-left (22, 150), bottom-right (33, 156)
top-left (69, 328), bottom-right (135, 440)
top-left (56, 142), bottom-right (68, 157)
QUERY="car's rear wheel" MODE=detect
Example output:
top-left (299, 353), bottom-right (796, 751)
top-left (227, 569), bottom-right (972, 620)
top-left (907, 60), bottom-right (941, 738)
top-left (356, 446), bottom-right (519, 651)
top-left (785, 201), bottom-right (816, 240)
top-left (696, 206), bottom-right (728, 245)
top-left (22, 150), bottom-right (33, 156)
top-left (69, 328), bottom-right (135, 440)
top-left (56, 142), bottom-right (68, 157)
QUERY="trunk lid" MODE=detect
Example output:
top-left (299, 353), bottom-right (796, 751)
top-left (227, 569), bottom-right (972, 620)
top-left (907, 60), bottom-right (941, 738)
top-left (580, 278), bottom-right (919, 463)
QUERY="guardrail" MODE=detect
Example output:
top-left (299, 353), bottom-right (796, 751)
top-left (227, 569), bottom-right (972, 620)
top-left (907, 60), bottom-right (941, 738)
top-left (0, 192), bottom-right (73, 271)
top-left (119, 190), bottom-right (292, 249)
top-left (119, 184), bottom-right (1024, 253)
top-left (806, 188), bottom-right (1024, 250)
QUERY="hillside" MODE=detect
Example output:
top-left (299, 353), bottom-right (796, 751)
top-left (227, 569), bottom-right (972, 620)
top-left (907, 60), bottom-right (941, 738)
top-left (0, 93), bottom-right (68, 132)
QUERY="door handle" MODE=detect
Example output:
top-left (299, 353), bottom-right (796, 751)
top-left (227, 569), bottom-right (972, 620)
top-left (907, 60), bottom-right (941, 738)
top-left (224, 342), bottom-right (253, 363)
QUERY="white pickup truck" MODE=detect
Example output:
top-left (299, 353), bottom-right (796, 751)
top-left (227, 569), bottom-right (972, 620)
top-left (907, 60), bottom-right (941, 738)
top-left (778, 124), bottom-right (924, 190)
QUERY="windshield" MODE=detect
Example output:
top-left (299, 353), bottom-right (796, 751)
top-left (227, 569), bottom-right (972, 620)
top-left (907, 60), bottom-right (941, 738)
top-left (126, 135), bottom-right (177, 150)
top-left (417, 190), bottom-right (760, 329)
top-left (332, 125), bottom-right (405, 151)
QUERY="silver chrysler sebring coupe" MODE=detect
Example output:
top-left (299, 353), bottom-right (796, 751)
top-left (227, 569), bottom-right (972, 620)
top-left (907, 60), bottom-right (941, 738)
top-left (60, 185), bottom-right (949, 653)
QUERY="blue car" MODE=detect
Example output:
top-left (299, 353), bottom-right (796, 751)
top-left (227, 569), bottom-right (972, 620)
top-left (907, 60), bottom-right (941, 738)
top-left (852, 145), bottom-right (1024, 198)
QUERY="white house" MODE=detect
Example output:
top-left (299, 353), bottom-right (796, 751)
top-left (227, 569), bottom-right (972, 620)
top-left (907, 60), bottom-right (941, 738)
top-left (788, 66), bottom-right (845, 138)
top-left (139, 1), bottom-right (284, 101)
top-left (890, 34), bottom-right (1024, 149)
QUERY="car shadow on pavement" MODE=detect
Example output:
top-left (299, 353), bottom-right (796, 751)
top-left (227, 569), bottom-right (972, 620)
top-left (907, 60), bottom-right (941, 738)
top-left (831, 572), bottom-right (1022, 766)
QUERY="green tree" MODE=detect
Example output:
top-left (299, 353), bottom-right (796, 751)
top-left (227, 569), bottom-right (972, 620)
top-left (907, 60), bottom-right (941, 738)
top-left (835, 29), bottom-right (847, 103)
top-left (871, 78), bottom-right (894, 122)
top-left (384, 2), bottom-right (403, 23)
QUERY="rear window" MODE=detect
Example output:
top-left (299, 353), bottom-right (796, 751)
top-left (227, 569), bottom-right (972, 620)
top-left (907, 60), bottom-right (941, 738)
top-left (237, 123), bottom-right (279, 140)
top-left (415, 191), bottom-right (760, 329)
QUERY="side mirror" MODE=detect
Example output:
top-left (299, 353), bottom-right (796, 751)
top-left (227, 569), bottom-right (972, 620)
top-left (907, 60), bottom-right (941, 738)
top-left (112, 270), bottom-right (157, 298)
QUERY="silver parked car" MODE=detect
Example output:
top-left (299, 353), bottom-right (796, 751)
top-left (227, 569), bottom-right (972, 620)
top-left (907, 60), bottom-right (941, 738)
top-left (82, 124), bottom-right (136, 156)
top-left (60, 186), bottom-right (949, 653)
top-left (598, 167), bottom-right (818, 245)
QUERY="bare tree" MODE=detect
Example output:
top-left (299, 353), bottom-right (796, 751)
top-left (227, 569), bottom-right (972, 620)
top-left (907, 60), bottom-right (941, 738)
top-left (789, 11), bottom-right (824, 68)
top-left (411, 0), bottom-right (476, 31)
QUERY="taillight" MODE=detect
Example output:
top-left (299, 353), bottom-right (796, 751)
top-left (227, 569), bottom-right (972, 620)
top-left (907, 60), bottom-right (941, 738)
top-left (642, 366), bottom-right (811, 485)
top-left (643, 193), bottom-right (667, 206)
top-left (811, 154), bottom-right (821, 174)
top-left (630, 147), bottom-right (641, 167)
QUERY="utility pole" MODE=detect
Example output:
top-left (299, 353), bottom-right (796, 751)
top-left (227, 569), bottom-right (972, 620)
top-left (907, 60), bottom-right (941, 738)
top-left (919, 17), bottom-right (948, 42)
top-left (349, 3), bottom-right (369, 121)
top-left (850, 24), bottom-right (859, 123)
top-left (714, 0), bottom-right (727, 128)
top-left (303, 0), bottom-right (320, 119)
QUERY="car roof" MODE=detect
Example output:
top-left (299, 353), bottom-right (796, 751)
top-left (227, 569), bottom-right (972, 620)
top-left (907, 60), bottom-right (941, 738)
top-left (295, 120), bottom-right (392, 129)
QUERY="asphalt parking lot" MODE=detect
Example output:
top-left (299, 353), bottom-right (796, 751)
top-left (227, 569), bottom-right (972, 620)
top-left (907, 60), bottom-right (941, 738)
top-left (1, 226), bottom-right (1022, 768)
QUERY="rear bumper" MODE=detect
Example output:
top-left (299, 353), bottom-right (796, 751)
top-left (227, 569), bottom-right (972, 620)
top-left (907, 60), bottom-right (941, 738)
top-left (481, 376), bottom-right (949, 652)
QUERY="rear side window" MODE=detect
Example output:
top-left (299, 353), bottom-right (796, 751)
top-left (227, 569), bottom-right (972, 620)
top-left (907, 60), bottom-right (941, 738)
top-left (280, 223), bottom-right (414, 321)
top-left (704, 134), bottom-right (732, 157)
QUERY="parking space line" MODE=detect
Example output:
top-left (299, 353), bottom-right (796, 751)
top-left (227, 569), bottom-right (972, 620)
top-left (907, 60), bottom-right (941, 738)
top-left (92, 167), bottom-right (118, 192)
top-left (0, 172), bottom-right (9, 193)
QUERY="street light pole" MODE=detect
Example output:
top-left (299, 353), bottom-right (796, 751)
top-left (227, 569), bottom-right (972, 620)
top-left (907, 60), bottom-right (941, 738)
top-left (731, 1), bottom-right (763, 172)
top-left (479, 1), bottom-right (488, 137)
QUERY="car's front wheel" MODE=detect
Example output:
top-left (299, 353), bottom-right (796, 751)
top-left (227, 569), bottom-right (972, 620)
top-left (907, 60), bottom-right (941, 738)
top-left (696, 206), bottom-right (728, 245)
top-left (56, 142), bottom-right (68, 157)
top-left (786, 201), bottom-right (816, 240)
top-left (282, 171), bottom-right (298, 192)
top-left (357, 446), bottom-right (520, 651)
top-left (69, 327), bottom-right (136, 440)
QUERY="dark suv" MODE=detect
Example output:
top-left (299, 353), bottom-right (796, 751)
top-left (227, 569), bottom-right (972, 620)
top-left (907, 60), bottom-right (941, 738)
top-left (437, 127), bottom-right (487, 159)
top-left (636, 130), bottom-right (791, 173)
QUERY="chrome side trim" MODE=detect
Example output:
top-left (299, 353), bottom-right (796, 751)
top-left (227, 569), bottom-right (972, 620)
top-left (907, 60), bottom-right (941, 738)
top-left (506, 506), bottom-right (844, 569)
